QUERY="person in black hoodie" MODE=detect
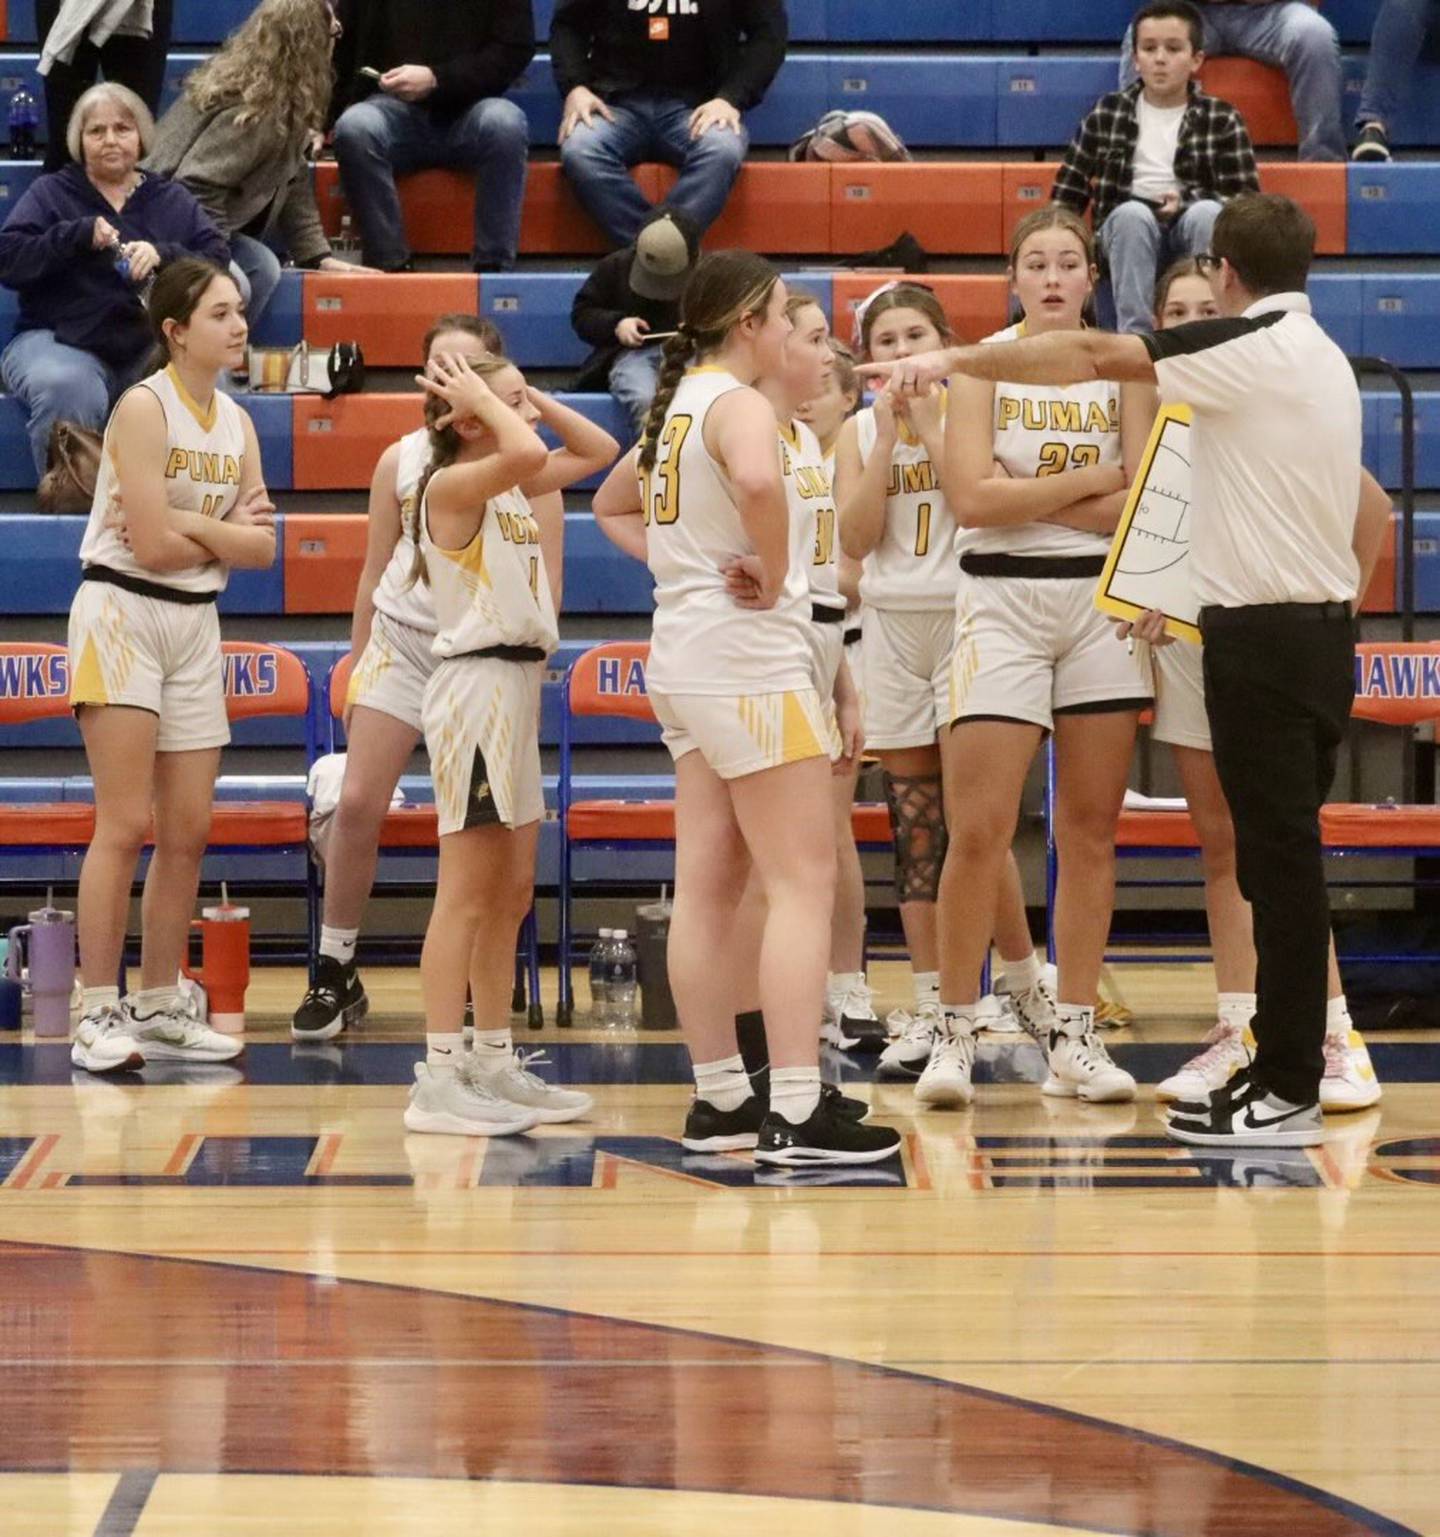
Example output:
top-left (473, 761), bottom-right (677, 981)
top-left (570, 206), bottom-right (698, 430)
top-left (330, 0), bottom-right (535, 272)
top-left (0, 81), bottom-right (230, 476)
top-left (552, 0), bottom-right (786, 247)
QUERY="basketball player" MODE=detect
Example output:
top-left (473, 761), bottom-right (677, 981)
top-left (833, 282), bottom-right (1041, 1081)
top-left (593, 251), bottom-right (901, 1167)
top-left (402, 353), bottom-right (598, 1137)
top-left (293, 317), bottom-right (616, 1041)
top-left (1144, 258), bottom-right (1383, 1114)
top-left (914, 206), bottom-right (1155, 1110)
top-left (68, 259), bottom-right (274, 1073)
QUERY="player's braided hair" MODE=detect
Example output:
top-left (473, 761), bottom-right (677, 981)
top-left (637, 250), bottom-right (781, 474)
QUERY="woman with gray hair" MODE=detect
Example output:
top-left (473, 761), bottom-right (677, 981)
top-left (0, 81), bottom-right (229, 477)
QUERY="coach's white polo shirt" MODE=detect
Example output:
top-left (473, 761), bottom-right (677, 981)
top-left (1141, 292), bottom-right (1361, 609)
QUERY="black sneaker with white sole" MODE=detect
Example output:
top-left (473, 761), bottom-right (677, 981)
top-left (1351, 122), bottom-right (1391, 162)
top-left (1164, 1068), bottom-right (1324, 1148)
top-left (820, 1081), bottom-right (870, 1123)
top-left (753, 1099), bottom-right (902, 1167)
top-left (681, 1094), bottom-right (766, 1152)
top-left (291, 956), bottom-right (369, 1042)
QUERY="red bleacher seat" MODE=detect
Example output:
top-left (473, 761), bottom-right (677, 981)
top-left (1257, 164), bottom-right (1345, 255)
top-left (831, 163), bottom-right (1003, 256)
top-left (284, 514), bottom-right (367, 615)
top-left (1198, 58), bottom-right (1297, 147)
top-left (831, 273), bottom-right (1010, 348)
top-left (293, 394), bottom-right (421, 490)
top-left (665, 162), bottom-right (833, 254)
top-left (302, 271), bottom-right (480, 367)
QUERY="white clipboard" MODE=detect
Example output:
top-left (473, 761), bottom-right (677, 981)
top-left (1095, 403), bottom-right (1201, 644)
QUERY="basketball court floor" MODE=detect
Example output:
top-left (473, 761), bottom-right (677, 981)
top-left (2, 960), bottom-right (1436, 1536)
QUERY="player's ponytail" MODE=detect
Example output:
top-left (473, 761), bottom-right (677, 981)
top-left (637, 250), bottom-right (781, 474)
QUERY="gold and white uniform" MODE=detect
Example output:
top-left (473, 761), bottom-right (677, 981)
top-left (643, 366), bottom-right (827, 780)
top-left (68, 365), bottom-right (249, 751)
top-left (419, 482), bottom-right (558, 836)
top-left (854, 400), bottom-right (955, 749)
top-left (949, 323), bottom-right (1152, 729)
top-left (346, 427), bottom-right (437, 733)
top-left (1151, 639), bottom-right (1211, 750)
top-left (787, 418), bottom-right (845, 758)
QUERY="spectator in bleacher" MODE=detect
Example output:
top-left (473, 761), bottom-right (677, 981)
top-left (0, 82), bottom-right (230, 476)
top-left (1352, 0), bottom-right (1440, 162)
top-left (551, 0), bottom-right (786, 247)
top-left (1056, 1), bottom-right (1260, 335)
top-left (146, 0), bottom-right (376, 329)
top-left (570, 207), bottom-right (698, 432)
top-left (37, 0), bottom-right (173, 174)
top-left (329, 0), bottom-right (534, 273)
top-left (1120, 0), bottom-right (1344, 162)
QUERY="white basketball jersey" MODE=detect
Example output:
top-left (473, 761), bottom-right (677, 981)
top-left (421, 484), bottom-right (558, 660)
top-left (965, 322), bottom-right (1122, 559)
top-left (642, 367), bottom-right (811, 696)
top-left (372, 428), bottom-right (438, 634)
top-left (79, 365), bottom-right (248, 594)
top-left (782, 419), bottom-right (842, 613)
top-left (854, 400), bottom-right (956, 611)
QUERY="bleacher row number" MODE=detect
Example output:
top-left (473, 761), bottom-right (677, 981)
top-left (1360, 185), bottom-right (1388, 201)
top-left (1379, 299), bottom-right (1405, 314)
top-left (841, 78), bottom-right (867, 93)
top-left (317, 298), bottom-right (343, 314)
top-left (1011, 78), bottom-right (1036, 93)
top-left (308, 420), bottom-right (333, 434)
top-left (493, 298), bottom-right (521, 313)
top-left (844, 186), bottom-right (871, 201)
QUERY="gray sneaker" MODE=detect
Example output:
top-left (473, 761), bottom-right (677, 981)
top-left (474, 1047), bottom-right (594, 1125)
top-left (71, 1005), bottom-right (144, 1074)
top-left (402, 1058), bottom-right (540, 1137)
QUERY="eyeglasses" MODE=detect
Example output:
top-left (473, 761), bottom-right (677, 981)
top-left (1195, 253), bottom-right (1224, 275)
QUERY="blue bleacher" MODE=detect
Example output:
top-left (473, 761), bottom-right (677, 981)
top-left (1349, 165), bottom-right (1440, 256)
top-left (1362, 276), bottom-right (1440, 369)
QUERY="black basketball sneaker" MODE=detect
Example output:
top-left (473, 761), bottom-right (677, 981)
top-left (754, 1098), bottom-right (902, 1168)
top-left (291, 955), bottom-right (369, 1042)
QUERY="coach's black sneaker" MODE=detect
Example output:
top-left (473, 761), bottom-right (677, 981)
top-left (680, 1094), bottom-right (766, 1152)
top-left (291, 956), bottom-right (368, 1042)
top-left (754, 1098), bottom-right (902, 1168)
top-left (1164, 1067), bottom-right (1324, 1149)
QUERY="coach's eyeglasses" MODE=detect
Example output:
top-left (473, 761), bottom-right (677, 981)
top-left (1195, 252), bottom-right (1225, 275)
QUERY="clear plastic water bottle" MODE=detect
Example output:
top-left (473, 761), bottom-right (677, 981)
top-left (603, 929), bottom-right (638, 1028)
top-left (8, 90), bottom-right (36, 160)
top-left (588, 927), bottom-right (614, 1015)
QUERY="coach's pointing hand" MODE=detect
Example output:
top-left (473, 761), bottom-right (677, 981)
top-left (858, 349), bottom-right (956, 399)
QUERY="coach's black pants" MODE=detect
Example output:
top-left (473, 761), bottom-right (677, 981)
top-left (1201, 603), bottom-right (1357, 1106)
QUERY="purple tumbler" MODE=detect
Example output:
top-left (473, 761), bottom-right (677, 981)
top-left (9, 898), bottom-right (77, 1036)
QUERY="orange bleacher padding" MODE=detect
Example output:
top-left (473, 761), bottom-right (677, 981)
top-left (851, 803), bottom-right (892, 844)
top-left (293, 394), bottom-right (422, 491)
top-left (208, 803), bottom-right (310, 843)
top-left (1001, 162), bottom-right (1084, 248)
top-left (375, 804), bottom-right (441, 847)
top-left (832, 163), bottom-right (1003, 256)
top-left (1199, 58), bottom-right (1297, 146)
top-left (0, 801), bottom-right (306, 846)
top-left (657, 162), bottom-right (833, 254)
top-left (1360, 513), bottom-right (1398, 614)
top-left (521, 163), bottom-right (665, 256)
top-left (1116, 809), bottom-right (1202, 849)
top-left (0, 804), bottom-right (94, 845)
top-left (831, 273), bottom-right (1010, 349)
top-left (284, 515), bottom-right (368, 615)
top-left (1257, 163), bottom-right (1345, 254)
top-left (303, 272), bottom-right (479, 366)
top-left (1321, 804), bottom-right (1440, 847)
top-left (566, 800), bottom-right (676, 841)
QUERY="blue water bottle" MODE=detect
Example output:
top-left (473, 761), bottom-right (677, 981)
top-left (8, 89), bottom-right (36, 160)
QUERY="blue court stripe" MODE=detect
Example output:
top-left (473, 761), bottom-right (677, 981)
top-left (92, 1470), bottom-right (156, 1537)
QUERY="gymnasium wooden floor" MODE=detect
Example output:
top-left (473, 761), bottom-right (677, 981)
top-left (2, 960), bottom-right (1437, 1537)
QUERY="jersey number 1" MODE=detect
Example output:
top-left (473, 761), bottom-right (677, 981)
top-left (644, 414), bottom-right (693, 526)
top-left (914, 501), bottom-right (932, 558)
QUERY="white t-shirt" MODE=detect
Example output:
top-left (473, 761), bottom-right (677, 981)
top-left (1130, 95), bottom-right (1186, 204)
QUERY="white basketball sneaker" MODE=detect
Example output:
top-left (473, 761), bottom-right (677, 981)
top-left (1319, 1027), bottom-right (1383, 1112)
top-left (1156, 1020), bottom-right (1252, 1103)
top-left (403, 1058), bottom-right (541, 1137)
top-left (1006, 972), bottom-right (1058, 1049)
top-left (1044, 1010), bottom-right (1136, 1103)
top-left (71, 1004), bottom-right (144, 1074)
top-left (914, 1024), bottom-right (976, 1109)
top-left (876, 1002), bottom-right (940, 1078)
top-left (474, 1047), bottom-right (594, 1124)
top-left (124, 998), bottom-right (243, 1063)
top-left (821, 973), bottom-right (887, 1052)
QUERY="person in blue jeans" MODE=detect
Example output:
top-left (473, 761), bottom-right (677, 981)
top-left (1353, 0), bottom-right (1440, 161)
top-left (550, 0), bottom-right (787, 247)
top-left (330, 0), bottom-right (534, 272)
top-left (1120, 0), bottom-right (1344, 161)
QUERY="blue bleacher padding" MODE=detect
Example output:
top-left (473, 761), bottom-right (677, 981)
top-left (827, 0), bottom-right (993, 43)
top-left (1409, 511), bottom-right (1440, 613)
top-left (1341, 55), bottom-right (1440, 145)
top-left (1361, 275), bottom-right (1440, 368)
top-left (561, 510), bottom-right (655, 612)
top-left (0, 283), bottom-right (15, 351)
top-left (824, 55), bottom-right (996, 149)
top-left (1372, 390), bottom-right (1440, 492)
top-left (0, 158), bottom-right (41, 213)
top-left (173, 0), bottom-right (257, 44)
top-left (243, 390), bottom-right (293, 491)
top-left (156, 51), bottom-right (202, 121)
top-left (3, 0), bottom-right (36, 42)
top-left (0, 393), bottom-right (33, 487)
top-left (1348, 164), bottom-right (1440, 255)
top-left (996, 56), bottom-right (1112, 149)
top-left (1307, 273), bottom-right (1364, 358)
top-left (217, 553), bottom-right (284, 619)
top-left (247, 266), bottom-right (302, 349)
top-left (544, 392), bottom-right (634, 483)
top-left (0, 512), bottom-right (78, 610)
top-left (1007, 0), bottom-right (1133, 43)
top-left (1324, 0), bottom-right (1384, 45)
top-left (734, 55), bottom-right (830, 146)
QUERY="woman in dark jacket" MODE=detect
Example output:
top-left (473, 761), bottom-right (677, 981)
top-left (0, 81), bottom-right (229, 476)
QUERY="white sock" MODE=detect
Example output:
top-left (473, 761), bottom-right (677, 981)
top-left (827, 970), bottom-right (864, 1001)
top-left (320, 925), bottom-right (358, 966)
top-left (1326, 995), bottom-right (1352, 1035)
top-left (769, 1065), bottom-right (821, 1125)
top-left (940, 1003), bottom-right (981, 1037)
top-left (1056, 1002), bottom-right (1093, 1038)
top-left (130, 985), bottom-right (180, 1018)
top-left (693, 1053), bottom-right (752, 1111)
top-left (81, 985), bottom-right (120, 1017)
top-left (1000, 951), bottom-right (1041, 995)
top-left (426, 1031), bottom-right (465, 1067)
top-left (1217, 992), bottom-right (1257, 1031)
top-left (472, 1027), bottom-right (513, 1060)
top-left (914, 970), bottom-right (940, 1008)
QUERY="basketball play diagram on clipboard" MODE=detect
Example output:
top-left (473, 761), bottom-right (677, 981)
top-left (1095, 403), bottom-right (1202, 644)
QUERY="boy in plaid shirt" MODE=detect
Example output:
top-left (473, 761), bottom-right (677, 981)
top-left (1053, 0), bottom-right (1259, 333)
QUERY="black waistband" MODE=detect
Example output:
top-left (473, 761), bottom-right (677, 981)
top-left (960, 553), bottom-right (1108, 580)
top-left (1200, 601), bottom-right (1353, 629)
top-left (450, 644), bottom-right (548, 663)
top-left (81, 565), bottom-right (217, 605)
top-left (843, 626), bottom-right (862, 647)
top-left (811, 602), bottom-right (846, 625)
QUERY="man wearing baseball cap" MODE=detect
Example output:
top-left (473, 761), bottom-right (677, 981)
top-left (570, 207), bottom-right (700, 431)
